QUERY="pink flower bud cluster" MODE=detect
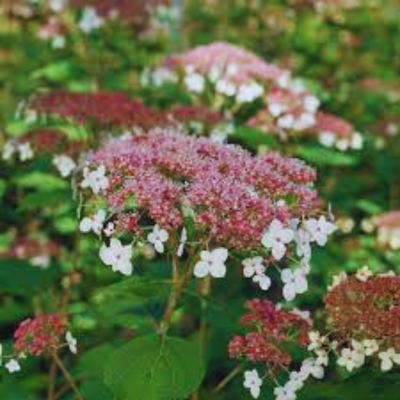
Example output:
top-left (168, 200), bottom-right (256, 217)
top-left (229, 299), bottom-right (311, 372)
top-left (325, 274), bottom-right (400, 349)
top-left (20, 128), bottom-right (84, 157)
top-left (14, 314), bottom-right (67, 356)
top-left (30, 91), bottom-right (167, 130)
top-left (88, 128), bottom-right (319, 249)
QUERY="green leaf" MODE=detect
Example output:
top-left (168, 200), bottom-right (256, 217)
top-left (14, 172), bottom-right (68, 191)
top-left (104, 335), bottom-right (205, 400)
top-left (295, 145), bottom-right (359, 167)
top-left (0, 258), bottom-right (58, 297)
top-left (231, 126), bottom-right (280, 151)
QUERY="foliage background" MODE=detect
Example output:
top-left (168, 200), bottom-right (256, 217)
top-left (0, 0), bottom-right (399, 399)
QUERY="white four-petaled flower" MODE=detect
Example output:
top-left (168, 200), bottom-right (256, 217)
top-left (99, 238), bottom-right (133, 276)
top-left (81, 165), bottom-right (109, 194)
top-left (79, 209), bottom-right (107, 235)
top-left (53, 155), bottom-right (76, 178)
top-left (305, 216), bottom-right (336, 247)
top-left (244, 369), bottom-right (262, 399)
top-left (147, 225), bottom-right (169, 253)
top-left (194, 248), bottom-right (228, 278)
top-left (242, 257), bottom-right (271, 291)
top-left (379, 348), bottom-right (400, 371)
top-left (262, 219), bottom-right (294, 261)
top-left (5, 359), bottom-right (21, 373)
top-left (281, 268), bottom-right (308, 301)
top-left (184, 73), bottom-right (205, 93)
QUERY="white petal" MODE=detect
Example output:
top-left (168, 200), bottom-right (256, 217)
top-left (211, 248), bottom-right (228, 263)
top-left (194, 261), bottom-right (209, 278)
top-left (210, 262), bottom-right (226, 278)
top-left (272, 242), bottom-right (286, 260)
top-left (79, 217), bottom-right (93, 233)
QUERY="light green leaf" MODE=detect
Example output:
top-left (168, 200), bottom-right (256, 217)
top-left (104, 335), bottom-right (205, 400)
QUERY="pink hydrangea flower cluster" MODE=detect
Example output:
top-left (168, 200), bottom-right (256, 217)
top-left (149, 42), bottom-right (361, 149)
top-left (29, 91), bottom-right (167, 130)
top-left (229, 299), bottom-right (311, 373)
top-left (85, 127), bottom-right (319, 250)
top-left (14, 314), bottom-right (67, 356)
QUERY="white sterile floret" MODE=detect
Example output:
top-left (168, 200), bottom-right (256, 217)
top-left (49, 0), bottom-right (66, 12)
top-left (268, 102), bottom-right (286, 117)
top-left (30, 254), bottom-right (51, 269)
top-left (308, 331), bottom-right (327, 352)
top-left (355, 265), bottom-right (373, 282)
top-left (81, 165), bottom-right (109, 194)
top-left (53, 155), bottom-right (76, 178)
top-left (379, 348), bottom-right (400, 371)
top-left (274, 386), bottom-right (296, 400)
top-left (5, 359), bottom-right (21, 373)
top-left (294, 227), bottom-right (312, 261)
top-left (302, 357), bottom-right (325, 379)
top-left (277, 114), bottom-right (295, 130)
top-left (99, 238), bottom-right (133, 276)
top-left (318, 131), bottom-right (336, 148)
top-left (305, 216), bottom-right (336, 247)
top-left (2, 141), bottom-right (16, 160)
top-left (79, 7), bottom-right (104, 33)
top-left (151, 68), bottom-right (178, 86)
top-left (215, 79), bottom-right (236, 97)
top-left (66, 331), bottom-right (77, 354)
top-left (337, 340), bottom-right (365, 372)
top-left (147, 225), bottom-right (169, 253)
top-left (17, 142), bottom-right (34, 161)
top-left (184, 73), bottom-right (205, 93)
top-left (79, 209), bottom-right (107, 235)
top-left (236, 82), bottom-right (264, 103)
top-left (336, 138), bottom-right (350, 151)
top-left (262, 219), bottom-right (294, 261)
top-left (194, 248), bottom-right (228, 278)
top-left (242, 257), bottom-right (271, 291)
top-left (293, 113), bottom-right (315, 131)
top-left (362, 339), bottom-right (379, 356)
top-left (244, 369), bottom-right (262, 399)
top-left (208, 66), bottom-right (221, 83)
top-left (176, 227), bottom-right (187, 257)
top-left (351, 132), bottom-right (363, 150)
top-left (281, 268), bottom-right (308, 301)
top-left (303, 95), bottom-right (320, 113)
top-left (242, 256), bottom-right (264, 278)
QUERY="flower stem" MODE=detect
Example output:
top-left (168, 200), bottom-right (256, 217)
top-left (47, 359), bottom-right (57, 400)
top-left (52, 353), bottom-right (84, 400)
top-left (213, 364), bottom-right (244, 394)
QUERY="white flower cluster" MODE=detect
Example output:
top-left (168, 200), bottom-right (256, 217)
top-left (318, 131), bottom-right (363, 151)
top-left (142, 67), bottom-right (178, 87)
top-left (79, 7), bottom-right (104, 33)
top-left (261, 216), bottom-right (336, 300)
top-left (2, 140), bottom-right (34, 162)
top-left (194, 248), bottom-right (228, 278)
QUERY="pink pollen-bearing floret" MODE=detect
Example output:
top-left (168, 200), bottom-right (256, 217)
top-left (14, 314), bottom-right (67, 356)
top-left (87, 127), bottom-right (320, 250)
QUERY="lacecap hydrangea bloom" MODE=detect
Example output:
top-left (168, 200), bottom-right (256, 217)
top-left (145, 42), bottom-right (362, 149)
top-left (78, 127), bottom-right (335, 300)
